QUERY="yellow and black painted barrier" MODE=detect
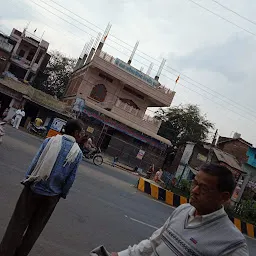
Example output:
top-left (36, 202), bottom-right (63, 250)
top-left (137, 177), bottom-right (256, 238)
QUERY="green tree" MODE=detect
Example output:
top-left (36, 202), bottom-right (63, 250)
top-left (34, 51), bottom-right (76, 98)
top-left (156, 104), bottom-right (214, 146)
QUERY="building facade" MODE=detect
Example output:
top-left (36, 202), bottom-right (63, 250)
top-left (173, 142), bottom-right (244, 182)
top-left (63, 39), bottom-right (175, 170)
top-left (217, 135), bottom-right (252, 164)
top-left (0, 33), bottom-right (14, 74)
top-left (1, 28), bottom-right (50, 83)
top-left (0, 77), bottom-right (70, 130)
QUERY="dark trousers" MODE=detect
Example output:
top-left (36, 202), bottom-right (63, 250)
top-left (0, 187), bottom-right (60, 256)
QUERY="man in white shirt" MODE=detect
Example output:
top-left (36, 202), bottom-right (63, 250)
top-left (13, 107), bottom-right (25, 129)
top-left (85, 136), bottom-right (97, 156)
top-left (112, 164), bottom-right (249, 256)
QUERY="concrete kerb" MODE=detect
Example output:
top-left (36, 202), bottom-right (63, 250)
top-left (137, 177), bottom-right (256, 239)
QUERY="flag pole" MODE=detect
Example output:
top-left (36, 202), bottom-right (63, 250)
top-left (173, 75), bottom-right (180, 91)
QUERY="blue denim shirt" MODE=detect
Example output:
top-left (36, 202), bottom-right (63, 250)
top-left (26, 137), bottom-right (82, 198)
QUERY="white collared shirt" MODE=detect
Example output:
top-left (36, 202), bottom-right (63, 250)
top-left (188, 206), bottom-right (225, 227)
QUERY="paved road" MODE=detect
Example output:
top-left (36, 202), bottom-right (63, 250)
top-left (0, 126), bottom-right (255, 255)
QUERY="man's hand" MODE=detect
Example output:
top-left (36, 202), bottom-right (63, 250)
top-left (111, 253), bottom-right (118, 256)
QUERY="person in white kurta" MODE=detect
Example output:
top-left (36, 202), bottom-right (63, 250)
top-left (13, 108), bottom-right (25, 129)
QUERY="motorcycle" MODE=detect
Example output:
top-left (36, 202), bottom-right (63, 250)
top-left (81, 147), bottom-right (104, 166)
top-left (28, 122), bottom-right (47, 137)
top-left (0, 121), bottom-right (6, 144)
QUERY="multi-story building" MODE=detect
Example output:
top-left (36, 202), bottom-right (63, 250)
top-left (2, 28), bottom-right (50, 83)
top-left (0, 33), bottom-right (14, 74)
top-left (63, 37), bottom-right (175, 169)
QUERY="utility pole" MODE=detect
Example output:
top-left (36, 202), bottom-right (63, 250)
top-left (211, 129), bottom-right (218, 146)
top-left (206, 129), bottom-right (218, 163)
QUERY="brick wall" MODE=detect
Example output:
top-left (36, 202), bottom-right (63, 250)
top-left (218, 140), bottom-right (249, 164)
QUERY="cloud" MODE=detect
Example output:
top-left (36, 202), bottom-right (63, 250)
top-left (171, 34), bottom-right (256, 82)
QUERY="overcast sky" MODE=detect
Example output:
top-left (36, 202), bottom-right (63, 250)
top-left (1, 0), bottom-right (256, 144)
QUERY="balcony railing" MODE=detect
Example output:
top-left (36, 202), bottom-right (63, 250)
top-left (11, 55), bottom-right (31, 68)
top-left (113, 99), bottom-right (161, 133)
top-left (99, 51), bottom-right (115, 64)
top-left (115, 99), bottom-right (139, 116)
top-left (142, 114), bottom-right (161, 126)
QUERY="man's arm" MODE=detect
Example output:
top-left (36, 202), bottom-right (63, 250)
top-left (115, 204), bottom-right (191, 256)
top-left (117, 216), bottom-right (172, 256)
top-left (26, 138), bottom-right (50, 177)
top-left (61, 153), bottom-right (82, 199)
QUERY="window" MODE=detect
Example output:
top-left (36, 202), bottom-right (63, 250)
top-left (14, 30), bottom-right (22, 36)
top-left (35, 51), bottom-right (43, 64)
top-left (26, 50), bottom-right (36, 61)
top-left (18, 49), bottom-right (25, 58)
top-left (90, 84), bottom-right (107, 102)
top-left (123, 86), bottom-right (144, 100)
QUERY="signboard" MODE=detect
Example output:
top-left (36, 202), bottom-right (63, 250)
top-left (197, 153), bottom-right (207, 162)
top-left (86, 126), bottom-right (94, 133)
top-left (50, 118), bottom-right (67, 132)
top-left (73, 98), bottom-right (86, 112)
top-left (136, 149), bottom-right (146, 160)
top-left (114, 58), bottom-right (159, 87)
top-left (231, 178), bottom-right (243, 202)
top-left (47, 118), bottom-right (67, 138)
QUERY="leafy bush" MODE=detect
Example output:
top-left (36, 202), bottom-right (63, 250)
top-left (226, 200), bottom-right (256, 225)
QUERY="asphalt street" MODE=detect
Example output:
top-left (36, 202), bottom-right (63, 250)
top-left (0, 126), bottom-right (256, 255)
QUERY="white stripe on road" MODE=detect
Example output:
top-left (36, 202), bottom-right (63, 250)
top-left (125, 215), bottom-right (158, 230)
top-left (125, 216), bottom-right (256, 242)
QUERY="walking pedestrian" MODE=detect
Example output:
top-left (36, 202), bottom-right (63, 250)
top-left (110, 164), bottom-right (249, 256)
top-left (12, 107), bottom-right (25, 129)
top-left (0, 119), bottom-right (84, 256)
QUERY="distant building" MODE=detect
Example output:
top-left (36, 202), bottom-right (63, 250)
top-left (63, 32), bottom-right (175, 169)
top-left (216, 134), bottom-right (252, 164)
top-left (0, 27), bottom-right (51, 118)
top-left (246, 147), bottom-right (256, 168)
top-left (0, 33), bottom-right (14, 74)
top-left (233, 147), bottom-right (256, 203)
top-left (0, 76), bottom-right (70, 129)
top-left (0, 28), bottom-right (50, 83)
top-left (172, 142), bottom-right (245, 182)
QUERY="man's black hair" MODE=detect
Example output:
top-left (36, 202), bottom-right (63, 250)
top-left (200, 163), bottom-right (235, 194)
top-left (64, 119), bottom-right (84, 136)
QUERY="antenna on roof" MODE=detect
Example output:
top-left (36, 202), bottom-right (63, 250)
top-left (147, 63), bottom-right (153, 75)
top-left (97, 23), bottom-right (112, 52)
top-left (155, 58), bottom-right (166, 81)
top-left (128, 41), bottom-right (139, 65)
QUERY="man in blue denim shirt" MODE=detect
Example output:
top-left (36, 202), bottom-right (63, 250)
top-left (0, 119), bottom-right (84, 256)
